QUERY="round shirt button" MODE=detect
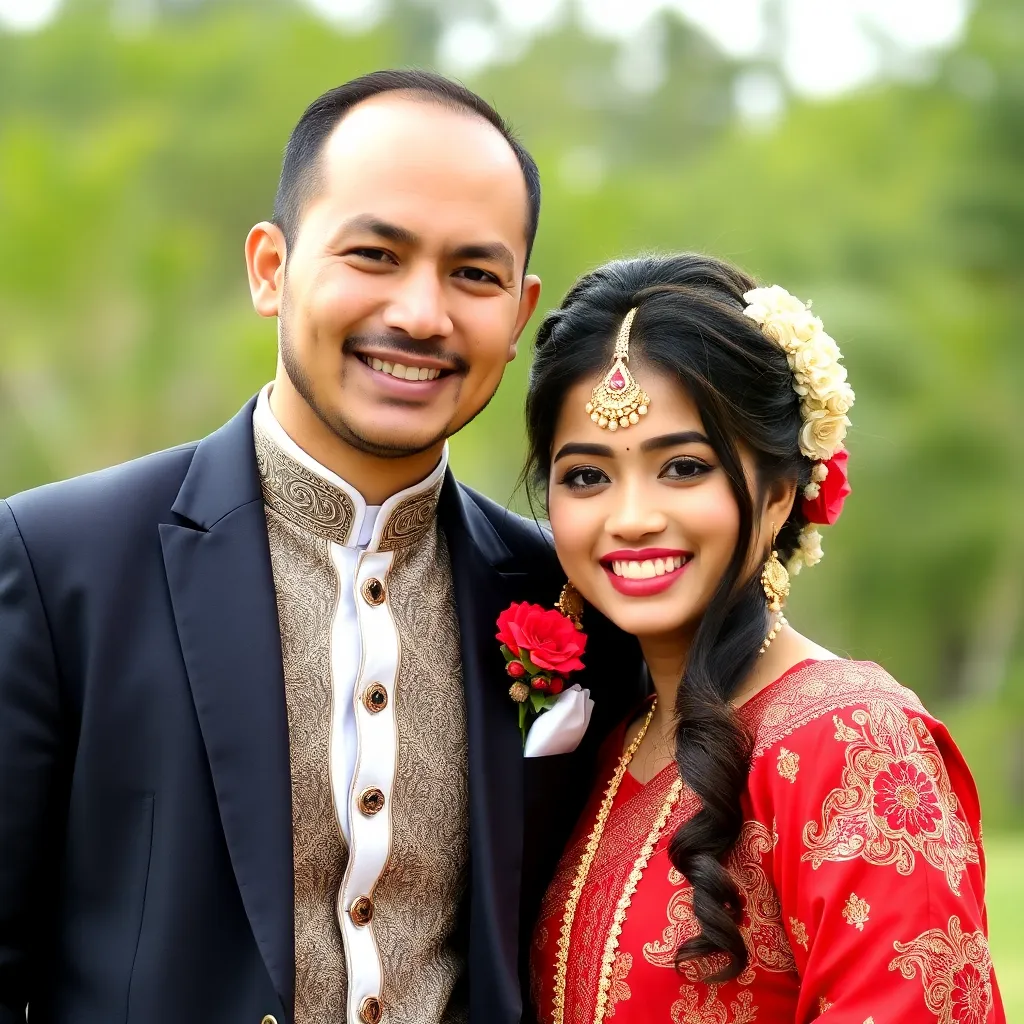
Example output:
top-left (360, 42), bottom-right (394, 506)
top-left (261, 1016), bottom-right (278, 1024)
top-left (359, 788), bottom-right (385, 816)
top-left (361, 577), bottom-right (386, 606)
top-left (349, 895), bottom-right (374, 926)
top-left (362, 683), bottom-right (388, 714)
top-left (359, 996), bottom-right (383, 1024)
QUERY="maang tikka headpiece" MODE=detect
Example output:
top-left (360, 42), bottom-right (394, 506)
top-left (585, 307), bottom-right (650, 431)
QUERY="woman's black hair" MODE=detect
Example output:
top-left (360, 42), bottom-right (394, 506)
top-left (525, 253), bottom-right (811, 981)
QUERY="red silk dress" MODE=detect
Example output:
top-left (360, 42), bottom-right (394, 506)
top-left (531, 659), bottom-right (1005, 1024)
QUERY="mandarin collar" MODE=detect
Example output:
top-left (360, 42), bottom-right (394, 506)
top-left (252, 384), bottom-right (447, 553)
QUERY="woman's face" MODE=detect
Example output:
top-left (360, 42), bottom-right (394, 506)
top-left (547, 366), bottom-right (752, 643)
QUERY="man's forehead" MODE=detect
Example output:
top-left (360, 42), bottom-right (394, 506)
top-left (313, 95), bottom-right (530, 251)
top-left (323, 94), bottom-right (522, 179)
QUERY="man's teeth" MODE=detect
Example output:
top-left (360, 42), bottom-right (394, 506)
top-left (610, 555), bottom-right (687, 579)
top-left (366, 357), bottom-right (442, 381)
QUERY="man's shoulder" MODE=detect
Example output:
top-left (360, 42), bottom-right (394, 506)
top-left (4, 441), bottom-right (200, 544)
top-left (454, 482), bottom-right (556, 563)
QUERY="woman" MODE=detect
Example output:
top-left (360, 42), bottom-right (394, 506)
top-left (526, 254), bottom-right (1004, 1023)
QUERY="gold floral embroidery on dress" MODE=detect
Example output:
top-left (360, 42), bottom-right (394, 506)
top-left (606, 953), bottom-right (633, 1017)
top-left (842, 894), bottom-right (871, 931)
top-left (789, 917), bottom-right (809, 951)
top-left (889, 916), bottom-right (993, 1024)
top-left (670, 986), bottom-right (758, 1024)
top-left (746, 660), bottom-right (925, 761)
top-left (802, 702), bottom-right (979, 895)
top-left (777, 747), bottom-right (800, 783)
top-left (644, 819), bottom-right (796, 982)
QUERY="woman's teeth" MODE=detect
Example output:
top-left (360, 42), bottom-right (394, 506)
top-left (610, 555), bottom-right (687, 579)
top-left (364, 357), bottom-right (442, 381)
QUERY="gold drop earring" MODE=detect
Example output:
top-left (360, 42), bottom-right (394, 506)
top-left (759, 523), bottom-right (790, 655)
top-left (556, 580), bottom-right (585, 630)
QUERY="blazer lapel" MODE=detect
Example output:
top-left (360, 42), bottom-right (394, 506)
top-left (440, 477), bottom-right (542, 1024)
top-left (159, 399), bottom-right (294, 1017)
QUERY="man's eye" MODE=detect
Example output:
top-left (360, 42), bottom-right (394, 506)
top-left (349, 248), bottom-right (395, 264)
top-left (661, 457), bottom-right (711, 481)
top-left (561, 466), bottom-right (609, 490)
top-left (454, 267), bottom-right (501, 285)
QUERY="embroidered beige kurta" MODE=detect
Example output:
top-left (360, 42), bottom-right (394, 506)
top-left (253, 386), bottom-right (469, 1024)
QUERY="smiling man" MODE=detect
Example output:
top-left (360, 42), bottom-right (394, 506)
top-left (0, 71), bottom-right (640, 1024)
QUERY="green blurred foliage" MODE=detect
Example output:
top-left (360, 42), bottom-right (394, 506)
top-left (1, 0), bottom-right (1022, 829)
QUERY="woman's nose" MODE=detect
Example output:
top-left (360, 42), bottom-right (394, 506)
top-left (604, 483), bottom-right (667, 541)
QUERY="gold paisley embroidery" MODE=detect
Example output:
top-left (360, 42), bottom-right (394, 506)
top-left (255, 424), bottom-right (355, 545)
top-left (789, 917), bottom-right (809, 951)
top-left (671, 986), bottom-right (758, 1024)
top-left (644, 819), bottom-right (795, 982)
top-left (889, 916), bottom-right (993, 1024)
top-left (373, 525), bottom-right (469, 1022)
top-left (777, 747), bottom-right (800, 783)
top-left (264, 511), bottom-right (348, 1021)
top-left (606, 952), bottom-right (633, 1017)
top-left (802, 704), bottom-right (979, 895)
top-left (377, 487), bottom-right (443, 551)
top-left (842, 894), bottom-right (871, 931)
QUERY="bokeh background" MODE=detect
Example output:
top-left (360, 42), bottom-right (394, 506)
top-left (2, 0), bottom-right (1021, 1007)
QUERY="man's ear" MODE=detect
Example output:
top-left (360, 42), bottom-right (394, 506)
top-left (245, 222), bottom-right (287, 318)
top-left (507, 273), bottom-right (543, 361)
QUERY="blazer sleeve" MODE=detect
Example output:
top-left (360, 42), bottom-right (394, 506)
top-left (0, 499), bottom-right (65, 1021)
top-left (764, 698), bottom-right (1006, 1024)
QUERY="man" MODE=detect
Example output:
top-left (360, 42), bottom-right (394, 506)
top-left (0, 70), bottom-right (640, 1024)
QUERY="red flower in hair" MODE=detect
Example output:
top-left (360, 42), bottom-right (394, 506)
top-left (802, 449), bottom-right (851, 526)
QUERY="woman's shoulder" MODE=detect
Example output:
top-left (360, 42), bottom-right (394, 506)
top-left (743, 657), bottom-right (950, 770)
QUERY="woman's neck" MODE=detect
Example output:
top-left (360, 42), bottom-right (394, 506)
top-left (630, 631), bottom-right (692, 773)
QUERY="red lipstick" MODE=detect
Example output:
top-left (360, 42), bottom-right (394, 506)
top-left (600, 549), bottom-right (693, 597)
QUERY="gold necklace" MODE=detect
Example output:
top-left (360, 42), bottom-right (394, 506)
top-left (552, 698), bottom-right (684, 1024)
top-left (553, 620), bottom-right (781, 1024)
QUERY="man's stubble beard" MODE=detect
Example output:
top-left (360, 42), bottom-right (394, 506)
top-left (278, 308), bottom-right (500, 460)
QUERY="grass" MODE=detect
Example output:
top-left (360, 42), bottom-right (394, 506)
top-left (987, 834), bottom-right (1024, 1017)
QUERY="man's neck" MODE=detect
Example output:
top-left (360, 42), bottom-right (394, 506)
top-left (268, 378), bottom-right (445, 506)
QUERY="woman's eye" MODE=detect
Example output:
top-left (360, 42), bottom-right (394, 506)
top-left (561, 466), bottom-right (609, 490)
top-left (454, 267), bottom-right (501, 285)
top-left (661, 457), bottom-right (711, 481)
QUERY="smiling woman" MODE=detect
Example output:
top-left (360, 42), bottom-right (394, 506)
top-left (523, 253), bottom-right (1005, 1024)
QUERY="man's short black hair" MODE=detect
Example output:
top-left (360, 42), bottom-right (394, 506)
top-left (272, 69), bottom-right (541, 269)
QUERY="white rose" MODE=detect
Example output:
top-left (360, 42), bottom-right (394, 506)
top-left (800, 527), bottom-right (824, 568)
top-left (799, 409), bottom-right (849, 461)
top-left (825, 384), bottom-right (856, 416)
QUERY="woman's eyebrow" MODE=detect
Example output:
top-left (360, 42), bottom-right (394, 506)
top-left (553, 442), bottom-right (614, 462)
top-left (640, 431), bottom-right (711, 452)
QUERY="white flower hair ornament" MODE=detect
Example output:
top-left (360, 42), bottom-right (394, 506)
top-left (742, 285), bottom-right (854, 573)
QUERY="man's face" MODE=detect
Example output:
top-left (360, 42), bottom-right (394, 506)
top-left (254, 95), bottom-right (541, 458)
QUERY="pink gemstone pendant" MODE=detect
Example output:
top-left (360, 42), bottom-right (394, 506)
top-left (609, 369), bottom-right (626, 390)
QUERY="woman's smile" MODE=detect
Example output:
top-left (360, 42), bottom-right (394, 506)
top-left (601, 548), bottom-right (693, 596)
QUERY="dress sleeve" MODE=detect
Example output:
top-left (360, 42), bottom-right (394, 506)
top-left (764, 697), bottom-right (1006, 1024)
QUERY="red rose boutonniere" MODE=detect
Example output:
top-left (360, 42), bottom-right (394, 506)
top-left (496, 601), bottom-right (588, 745)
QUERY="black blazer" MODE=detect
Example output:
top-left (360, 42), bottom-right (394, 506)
top-left (0, 398), bottom-right (641, 1024)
